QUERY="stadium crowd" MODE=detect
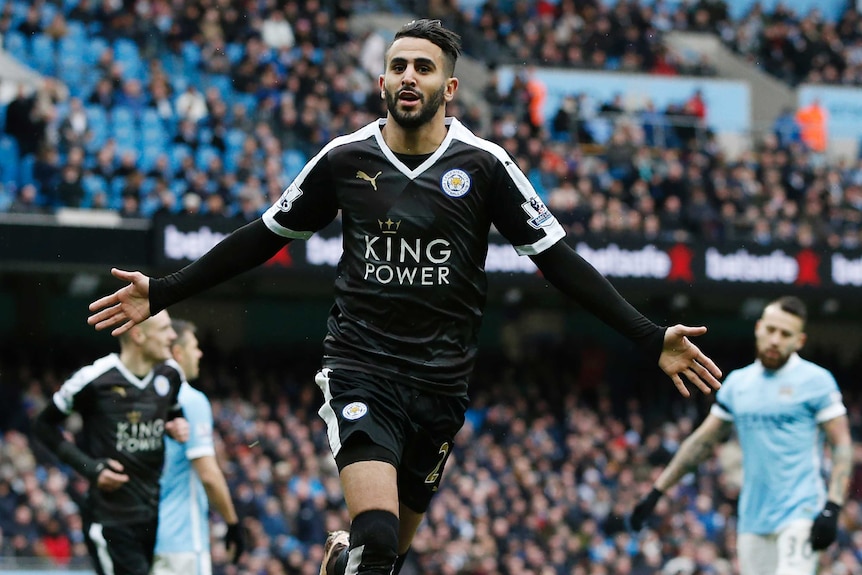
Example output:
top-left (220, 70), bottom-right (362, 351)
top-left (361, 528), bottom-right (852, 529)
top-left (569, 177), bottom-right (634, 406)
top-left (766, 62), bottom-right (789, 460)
top-left (0, 0), bottom-right (861, 250)
top-left (2, 334), bottom-right (862, 575)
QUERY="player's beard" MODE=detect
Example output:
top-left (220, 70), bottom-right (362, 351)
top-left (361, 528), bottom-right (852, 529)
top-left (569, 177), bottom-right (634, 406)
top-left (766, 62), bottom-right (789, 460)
top-left (757, 346), bottom-right (789, 370)
top-left (385, 84), bottom-right (446, 130)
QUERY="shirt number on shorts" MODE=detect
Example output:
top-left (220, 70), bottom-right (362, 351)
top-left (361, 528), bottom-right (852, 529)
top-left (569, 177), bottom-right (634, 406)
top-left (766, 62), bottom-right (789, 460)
top-left (424, 442), bottom-right (450, 485)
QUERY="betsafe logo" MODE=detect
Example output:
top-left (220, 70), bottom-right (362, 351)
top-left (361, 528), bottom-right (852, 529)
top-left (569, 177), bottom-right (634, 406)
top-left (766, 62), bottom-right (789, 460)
top-left (705, 247), bottom-right (821, 285)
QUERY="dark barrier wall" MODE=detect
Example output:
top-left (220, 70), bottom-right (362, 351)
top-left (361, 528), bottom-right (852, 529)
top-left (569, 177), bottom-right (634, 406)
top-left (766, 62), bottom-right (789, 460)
top-left (4, 213), bottom-right (862, 299)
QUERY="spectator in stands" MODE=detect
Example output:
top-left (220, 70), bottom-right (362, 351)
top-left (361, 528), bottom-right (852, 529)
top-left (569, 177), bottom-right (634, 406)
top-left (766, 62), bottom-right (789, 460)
top-left (796, 98), bottom-right (828, 154)
top-left (8, 184), bottom-right (43, 214)
top-left (4, 85), bottom-right (39, 158)
top-left (175, 86), bottom-right (208, 124)
top-left (53, 165), bottom-right (85, 209)
top-left (261, 7), bottom-right (295, 50)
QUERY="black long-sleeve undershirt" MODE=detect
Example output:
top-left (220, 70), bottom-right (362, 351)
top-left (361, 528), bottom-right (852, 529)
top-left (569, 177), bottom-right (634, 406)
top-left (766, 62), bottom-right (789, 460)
top-left (33, 403), bottom-right (102, 481)
top-left (150, 219), bottom-right (290, 314)
top-left (529, 240), bottom-right (666, 362)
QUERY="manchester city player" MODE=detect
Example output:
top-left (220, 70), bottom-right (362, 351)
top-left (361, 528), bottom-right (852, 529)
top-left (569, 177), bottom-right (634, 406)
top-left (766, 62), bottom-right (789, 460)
top-left (87, 19), bottom-right (722, 575)
top-left (33, 311), bottom-right (189, 575)
top-left (630, 296), bottom-right (852, 575)
top-left (152, 319), bottom-right (244, 575)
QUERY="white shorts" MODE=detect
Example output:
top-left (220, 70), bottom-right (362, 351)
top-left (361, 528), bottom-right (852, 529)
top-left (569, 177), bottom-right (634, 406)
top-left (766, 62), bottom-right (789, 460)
top-left (737, 519), bottom-right (819, 575)
top-left (151, 551), bottom-right (212, 575)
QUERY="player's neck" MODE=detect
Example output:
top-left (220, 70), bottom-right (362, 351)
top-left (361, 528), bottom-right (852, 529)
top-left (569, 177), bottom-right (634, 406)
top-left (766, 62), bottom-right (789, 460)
top-left (119, 350), bottom-right (156, 378)
top-left (382, 114), bottom-right (448, 155)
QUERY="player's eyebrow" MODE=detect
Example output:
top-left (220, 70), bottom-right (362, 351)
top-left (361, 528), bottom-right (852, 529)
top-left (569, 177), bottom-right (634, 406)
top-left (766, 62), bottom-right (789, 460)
top-left (389, 56), bottom-right (436, 70)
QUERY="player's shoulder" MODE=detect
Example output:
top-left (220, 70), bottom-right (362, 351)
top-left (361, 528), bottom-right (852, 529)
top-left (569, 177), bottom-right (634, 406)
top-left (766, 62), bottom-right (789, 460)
top-left (179, 382), bottom-right (211, 410)
top-left (157, 358), bottom-right (186, 380)
top-left (795, 356), bottom-right (838, 385)
top-left (64, 353), bottom-right (122, 388)
top-left (323, 120), bottom-right (380, 157)
top-left (722, 361), bottom-right (760, 385)
top-left (448, 118), bottom-right (511, 163)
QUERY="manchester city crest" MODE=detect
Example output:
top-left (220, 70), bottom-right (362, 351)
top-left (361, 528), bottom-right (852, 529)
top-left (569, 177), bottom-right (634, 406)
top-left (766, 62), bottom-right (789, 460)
top-left (440, 169), bottom-right (471, 197)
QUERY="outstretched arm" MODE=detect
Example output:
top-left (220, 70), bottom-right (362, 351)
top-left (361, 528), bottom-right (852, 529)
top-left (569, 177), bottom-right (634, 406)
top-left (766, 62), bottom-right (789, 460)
top-left (630, 413), bottom-right (732, 530)
top-left (653, 414), bottom-right (732, 491)
top-left (192, 455), bottom-right (239, 524)
top-left (88, 219), bottom-right (289, 335)
top-left (530, 241), bottom-right (722, 396)
top-left (809, 413), bottom-right (852, 550)
top-left (822, 414), bottom-right (852, 506)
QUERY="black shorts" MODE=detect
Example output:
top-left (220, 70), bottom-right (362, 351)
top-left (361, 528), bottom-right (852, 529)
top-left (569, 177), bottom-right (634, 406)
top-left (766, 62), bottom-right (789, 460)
top-left (85, 518), bottom-right (158, 575)
top-left (315, 368), bottom-right (468, 513)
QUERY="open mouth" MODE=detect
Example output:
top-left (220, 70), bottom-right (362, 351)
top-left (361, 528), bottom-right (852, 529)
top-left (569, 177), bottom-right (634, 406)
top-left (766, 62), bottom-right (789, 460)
top-left (398, 90), bottom-right (421, 105)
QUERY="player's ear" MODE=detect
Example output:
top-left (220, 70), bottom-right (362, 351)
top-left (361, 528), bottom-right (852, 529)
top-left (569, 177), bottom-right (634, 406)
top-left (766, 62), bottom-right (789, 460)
top-left (444, 77), bottom-right (458, 102)
top-left (796, 331), bottom-right (807, 351)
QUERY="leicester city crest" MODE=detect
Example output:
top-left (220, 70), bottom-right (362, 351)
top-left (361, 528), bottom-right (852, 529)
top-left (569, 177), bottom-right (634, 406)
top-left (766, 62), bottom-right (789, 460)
top-left (153, 375), bottom-right (171, 397)
top-left (440, 169), bottom-right (471, 198)
top-left (342, 402), bottom-right (368, 421)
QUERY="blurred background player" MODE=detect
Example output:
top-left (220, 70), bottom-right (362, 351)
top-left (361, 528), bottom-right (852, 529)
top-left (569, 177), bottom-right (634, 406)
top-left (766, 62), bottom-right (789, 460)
top-left (32, 311), bottom-right (189, 575)
top-left (630, 296), bottom-right (852, 575)
top-left (152, 319), bottom-right (245, 575)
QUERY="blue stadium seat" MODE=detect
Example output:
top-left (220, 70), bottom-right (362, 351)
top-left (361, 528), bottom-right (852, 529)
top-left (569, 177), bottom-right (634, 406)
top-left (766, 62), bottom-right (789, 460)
top-left (0, 187), bottom-right (13, 212)
top-left (0, 138), bottom-right (18, 187)
top-left (283, 149), bottom-right (307, 181)
top-left (85, 37), bottom-right (109, 65)
top-left (195, 145), bottom-right (220, 170)
top-left (82, 174), bottom-right (107, 203)
top-left (225, 43), bottom-right (245, 64)
top-left (29, 34), bottom-right (56, 74)
top-left (206, 74), bottom-right (235, 99)
top-left (66, 19), bottom-right (86, 40)
top-left (59, 35), bottom-right (86, 60)
top-left (39, 2), bottom-right (58, 29)
top-left (170, 144), bottom-right (192, 172)
top-left (170, 179), bottom-right (187, 197)
top-left (3, 30), bottom-right (28, 61)
top-left (114, 38), bottom-right (143, 80)
top-left (17, 153), bottom-right (35, 187)
top-left (225, 129), bottom-right (246, 153)
top-left (181, 42), bottom-right (202, 69)
top-left (110, 106), bottom-right (136, 129)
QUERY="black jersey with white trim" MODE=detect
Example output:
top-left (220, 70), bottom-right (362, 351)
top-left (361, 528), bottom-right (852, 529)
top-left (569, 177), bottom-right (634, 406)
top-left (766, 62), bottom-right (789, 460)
top-left (263, 118), bottom-right (565, 394)
top-left (52, 354), bottom-right (184, 525)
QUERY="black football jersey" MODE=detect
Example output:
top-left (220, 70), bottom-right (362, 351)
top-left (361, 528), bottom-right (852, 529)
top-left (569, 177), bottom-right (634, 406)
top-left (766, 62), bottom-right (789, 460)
top-left (52, 354), bottom-right (184, 525)
top-left (263, 118), bottom-right (565, 394)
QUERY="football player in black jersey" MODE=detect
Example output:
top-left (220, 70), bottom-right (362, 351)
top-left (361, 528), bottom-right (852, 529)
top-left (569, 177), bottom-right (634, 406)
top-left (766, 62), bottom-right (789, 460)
top-left (87, 19), bottom-right (722, 575)
top-left (33, 310), bottom-right (190, 575)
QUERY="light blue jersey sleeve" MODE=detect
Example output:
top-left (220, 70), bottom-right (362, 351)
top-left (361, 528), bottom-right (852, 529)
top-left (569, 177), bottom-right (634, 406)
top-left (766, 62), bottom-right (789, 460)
top-left (155, 383), bottom-right (215, 554)
top-left (710, 355), bottom-right (846, 534)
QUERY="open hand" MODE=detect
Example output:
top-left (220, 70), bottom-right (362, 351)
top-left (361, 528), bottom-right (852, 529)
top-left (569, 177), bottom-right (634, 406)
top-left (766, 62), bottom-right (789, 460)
top-left (95, 459), bottom-right (129, 491)
top-left (659, 325), bottom-right (722, 397)
top-left (87, 268), bottom-right (152, 336)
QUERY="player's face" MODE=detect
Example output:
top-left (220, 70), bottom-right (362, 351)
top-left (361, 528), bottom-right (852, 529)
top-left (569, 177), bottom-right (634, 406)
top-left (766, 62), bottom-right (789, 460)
top-left (754, 304), bottom-right (806, 370)
top-left (380, 37), bottom-right (457, 130)
top-left (172, 331), bottom-right (203, 381)
top-left (139, 310), bottom-right (177, 363)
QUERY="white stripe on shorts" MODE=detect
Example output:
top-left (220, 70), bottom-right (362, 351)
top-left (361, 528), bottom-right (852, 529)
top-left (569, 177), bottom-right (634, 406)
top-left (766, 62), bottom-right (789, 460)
top-left (315, 369), bottom-right (343, 456)
top-left (88, 523), bottom-right (115, 575)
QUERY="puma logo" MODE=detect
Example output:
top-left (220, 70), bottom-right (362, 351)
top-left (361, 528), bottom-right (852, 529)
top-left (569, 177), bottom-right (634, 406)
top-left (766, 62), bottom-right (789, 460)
top-left (111, 386), bottom-right (127, 397)
top-left (356, 170), bottom-right (382, 191)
